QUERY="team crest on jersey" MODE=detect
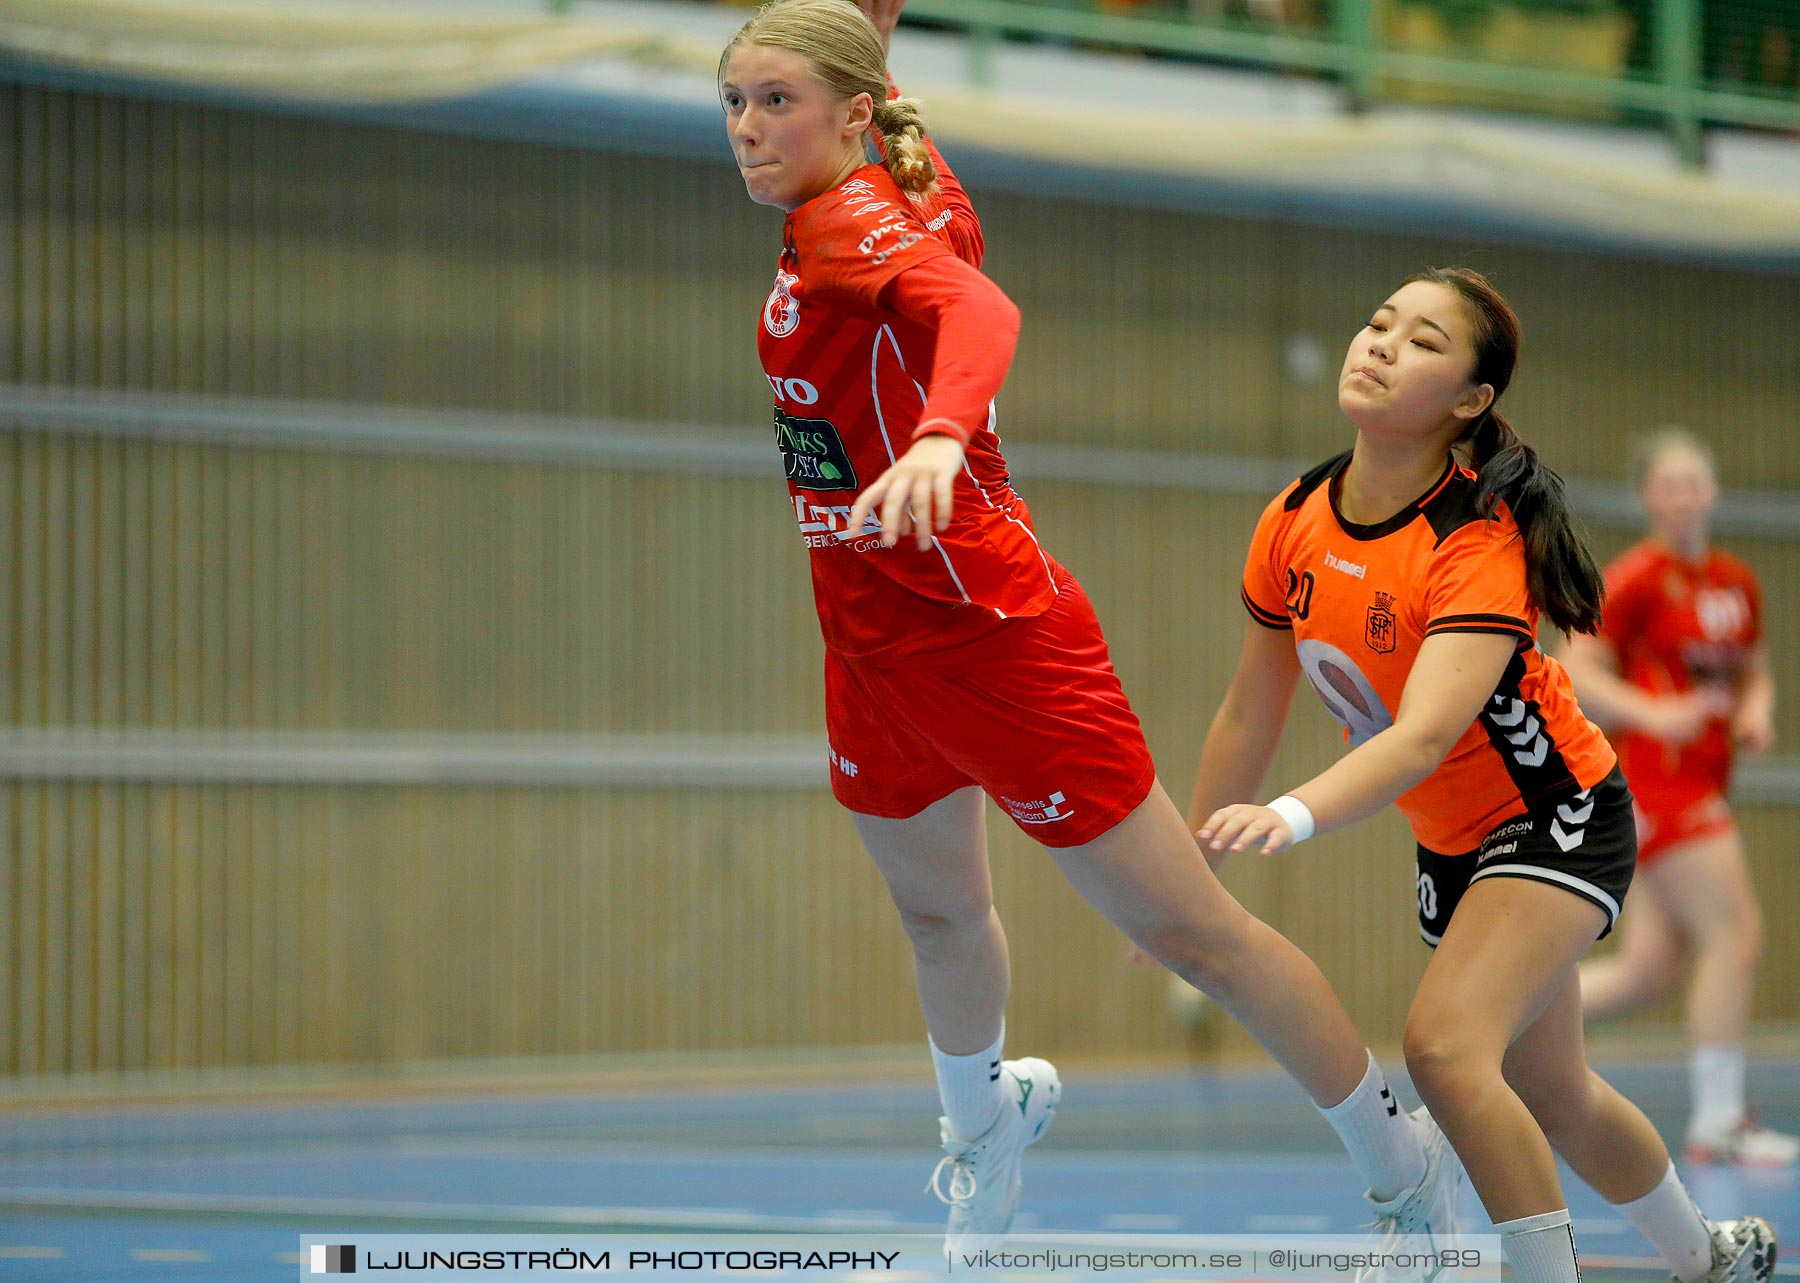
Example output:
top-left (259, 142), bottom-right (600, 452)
top-left (1694, 587), bottom-right (1750, 640)
top-left (1365, 591), bottom-right (1398, 654)
top-left (763, 271), bottom-right (800, 338)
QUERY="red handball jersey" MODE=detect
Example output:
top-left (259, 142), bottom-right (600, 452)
top-left (1243, 451), bottom-right (1617, 855)
top-left (1597, 539), bottom-right (1762, 797)
top-left (756, 134), bottom-right (1058, 663)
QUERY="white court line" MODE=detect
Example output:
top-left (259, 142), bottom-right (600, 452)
top-left (1247, 1214), bottom-right (1332, 1231)
top-left (1101, 1213), bottom-right (1183, 1230)
top-left (1572, 1218), bottom-right (1630, 1235)
top-left (132, 1248), bottom-right (210, 1261)
top-left (0, 1187), bottom-right (934, 1233)
top-left (0, 1247), bottom-right (64, 1258)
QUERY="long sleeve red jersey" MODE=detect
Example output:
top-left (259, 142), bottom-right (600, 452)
top-left (757, 121), bottom-right (1058, 662)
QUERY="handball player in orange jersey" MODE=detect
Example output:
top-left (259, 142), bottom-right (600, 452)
top-left (721, 0), bottom-right (1458, 1253)
top-left (1564, 429), bottom-right (1794, 1166)
top-left (1194, 269), bottom-right (1776, 1283)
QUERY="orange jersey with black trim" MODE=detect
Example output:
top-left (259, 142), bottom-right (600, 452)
top-left (1242, 450), bottom-right (1616, 854)
top-left (1597, 539), bottom-right (1762, 796)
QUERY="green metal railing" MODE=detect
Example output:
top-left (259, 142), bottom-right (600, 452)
top-left (890, 0), bottom-right (1800, 169)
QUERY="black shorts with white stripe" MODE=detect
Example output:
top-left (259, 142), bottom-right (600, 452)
top-left (1415, 764), bottom-right (1636, 946)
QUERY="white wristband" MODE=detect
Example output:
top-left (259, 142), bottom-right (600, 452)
top-left (1264, 795), bottom-right (1315, 845)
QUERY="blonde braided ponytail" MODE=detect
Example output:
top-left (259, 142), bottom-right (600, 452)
top-left (871, 94), bottom-right (937, 195)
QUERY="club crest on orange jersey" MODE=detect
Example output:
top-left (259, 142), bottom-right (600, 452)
top-left (1365, 591), bottom-right (1398, 654)
top-left (764, 272), bottom-right (800, 338)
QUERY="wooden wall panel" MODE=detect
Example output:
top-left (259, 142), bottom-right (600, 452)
top-left (2, 80), bottom-right (1797, 1078)
top-left (0, 773), bottom-right (1786, 1077)
top-left (1, 433), bottom-right (1794, 1073)
top-left (0, 784), bottom-right (1159, 1072)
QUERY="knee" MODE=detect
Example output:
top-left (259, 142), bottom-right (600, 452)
top-left (1402, 1016), bottom-right (1502, 1108)
top-left (893, 900), bottom-right (992, 958)
top-left (1696, 900), bottom-right (1763, 969)
top-left (1637, 948), bottom-right (1686, 1001)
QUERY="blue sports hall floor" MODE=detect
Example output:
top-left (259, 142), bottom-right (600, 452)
top-left (0, 1056), bottom-right (1793, 1280)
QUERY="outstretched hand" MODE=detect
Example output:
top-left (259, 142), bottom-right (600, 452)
top-left (856, 0), bottom-right (906, 56)
top-left (1197, 804), bottom-right (1296, 858)
top-left (846, 433), bottom-right (964, 551)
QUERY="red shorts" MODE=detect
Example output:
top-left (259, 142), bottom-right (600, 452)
top-left (1633, 784), bottom-right (1736, 865)
top-left (823, 569), bottom-right (1156, 847)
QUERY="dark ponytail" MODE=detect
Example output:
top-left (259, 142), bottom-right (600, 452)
top-left (1463, 406), bottom-right (1604, 635)
top-left (1405, 267), bottom-right (1605, 636)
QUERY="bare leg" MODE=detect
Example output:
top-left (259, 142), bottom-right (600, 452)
top-left (1504, 970), bottom-right (1676, 1203)
top-left (1044, 782), bottom-right (1367, 1106)
top-left (1506, 968), bottom-right (1725, 1282)
top-left (859, 778), bottom-right (1418, 1225)
top-left (1649, 829), bottom-right (1765, 1049)
top-left (1403, 877), bottom-right (1606, 1221)
top-left (1650, 827), bottom-right (1774, 1144)
top-left (1579, 884), bottom-right (1686, 1022)
top-left (853, 787), bottom-right (1007, 1054)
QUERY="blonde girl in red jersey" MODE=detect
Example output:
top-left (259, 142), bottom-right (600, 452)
top-left (1565, 430), bottom-right (1794, 1166)
top-left (1195, 269), bottom-right (1776, 1283)
top-left (722, 0), bottom-right (1458, 1253)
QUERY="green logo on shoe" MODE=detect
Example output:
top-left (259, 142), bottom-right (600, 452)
top-left (1011, 1071), bottom-right (1033, 1117)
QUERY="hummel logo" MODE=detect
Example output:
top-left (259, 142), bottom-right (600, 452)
top-left (1011, 1071), bottom-right (1033, 1117)
top-left (1380, 1085), bottom-right (1398, 1117)
top-left (1488, 696), bottom-right (1550, 768)
top-left (1551, 787), bottom-right (1594, 852)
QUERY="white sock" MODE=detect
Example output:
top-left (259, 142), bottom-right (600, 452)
top-left (1689, 1045), bottom-right (1746, 1138)
top-left (930, 1024), bottom-right (1005, 1142)
top-left (1613, 1162), bottom-right (1716, 1283)
top-left (1498, 1209), bottom-right (1582, 1283)
top-left (1316, 1051), bottom-right (1427, 1202)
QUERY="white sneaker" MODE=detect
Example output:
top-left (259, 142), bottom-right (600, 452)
top-left (1685, 1119), bottom-right (1800, 1167)
top-left (1688, 1217), bottom-right (1778, 1283)
top-left (1354, 1107), bottom-right (1465, 1283)
top-left (926, 1056), bottom-right (1060, 1253)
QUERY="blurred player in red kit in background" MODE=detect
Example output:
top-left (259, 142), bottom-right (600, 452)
top-left (1566, 428), bottom-right (1795, 1166)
